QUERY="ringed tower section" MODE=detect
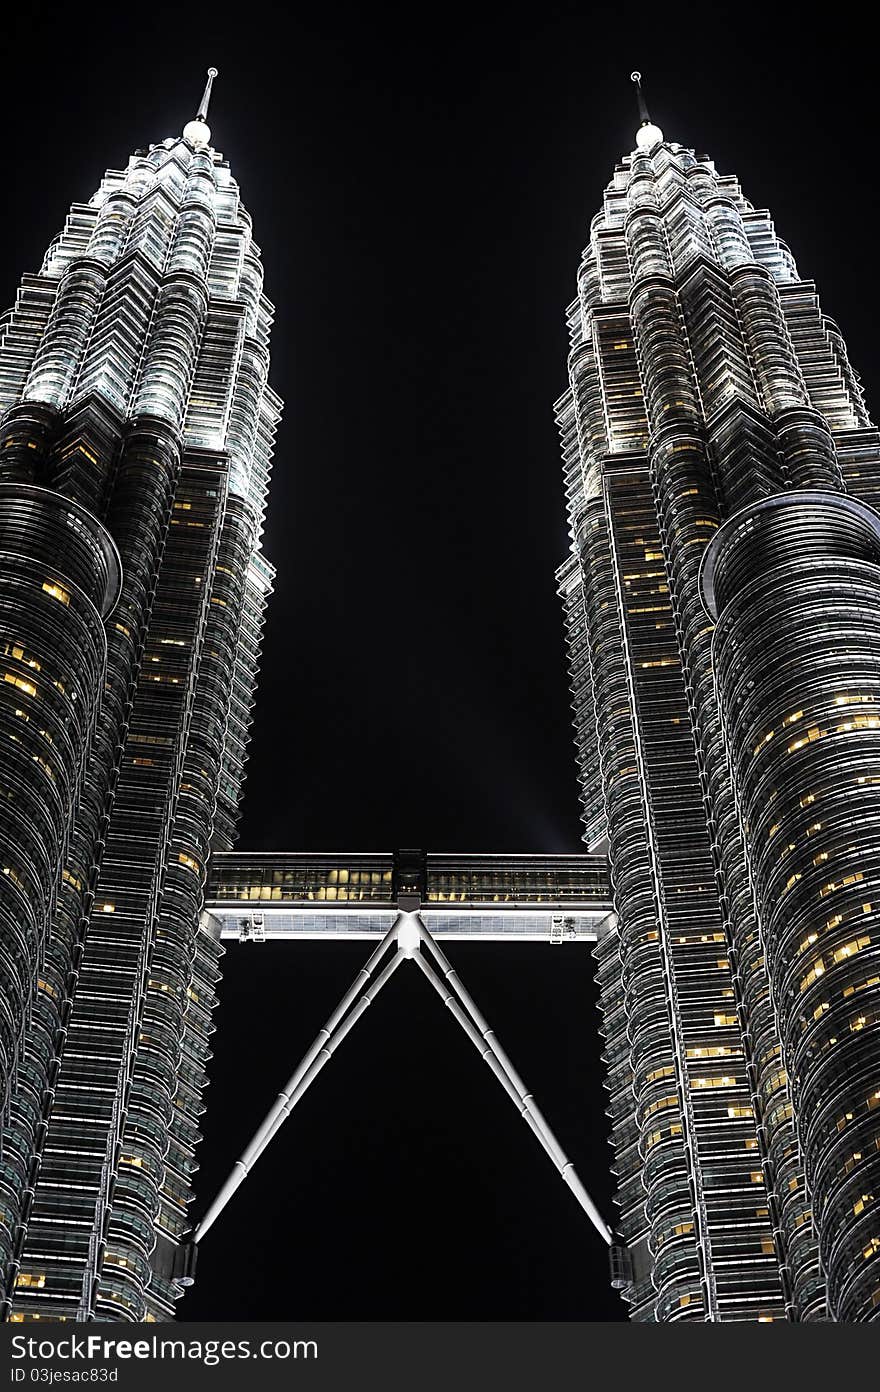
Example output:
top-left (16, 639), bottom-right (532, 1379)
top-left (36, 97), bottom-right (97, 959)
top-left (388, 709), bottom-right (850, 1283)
top-left (0, 71), bottom-right (282, 1323)
top-left (558, 74), bottom-right (880, 1320)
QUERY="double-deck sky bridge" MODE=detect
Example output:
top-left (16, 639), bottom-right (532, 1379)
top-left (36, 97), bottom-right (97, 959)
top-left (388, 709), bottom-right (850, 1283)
top-left (204, 849), bottom-right (614, 942)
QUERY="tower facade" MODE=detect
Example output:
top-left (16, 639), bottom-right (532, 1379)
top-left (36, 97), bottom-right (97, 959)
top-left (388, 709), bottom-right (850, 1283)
top-left (0, 76), bottom-right (281, 1321)
top-left (558, 89), bottom-right (880, 1320)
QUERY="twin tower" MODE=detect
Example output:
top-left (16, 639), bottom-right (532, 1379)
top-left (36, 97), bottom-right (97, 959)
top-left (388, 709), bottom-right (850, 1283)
top-left (0, 77), bottom-right (878, 1321)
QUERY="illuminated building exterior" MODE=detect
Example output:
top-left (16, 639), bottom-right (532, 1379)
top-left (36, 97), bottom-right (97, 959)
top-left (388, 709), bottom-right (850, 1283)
top-left (557, 78), bottom-right (880, 1320)
top-left (0, 73), bottom-right (281, 1321)
top-left (3, 67), bottom-right (880, 1329)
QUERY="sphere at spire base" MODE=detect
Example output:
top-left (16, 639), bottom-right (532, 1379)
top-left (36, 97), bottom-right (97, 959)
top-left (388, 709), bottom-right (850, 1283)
top-left (183, 118), bottom-right (211, 148)
top-left (636, 122), bottom-right (664, 150)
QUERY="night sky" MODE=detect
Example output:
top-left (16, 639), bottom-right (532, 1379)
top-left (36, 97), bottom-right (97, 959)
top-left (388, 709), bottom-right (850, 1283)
top-left (4, 3), bottom-right (880, 1322)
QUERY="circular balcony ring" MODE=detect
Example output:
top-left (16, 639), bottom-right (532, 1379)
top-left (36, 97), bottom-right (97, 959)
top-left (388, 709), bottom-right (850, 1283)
top-left (0, 482), bottom-right (122, 616)
top-left (699, 489), bottom-right (880, 622)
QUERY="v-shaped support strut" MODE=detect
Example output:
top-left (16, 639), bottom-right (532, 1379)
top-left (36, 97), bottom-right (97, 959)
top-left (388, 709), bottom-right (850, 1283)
top-left (194, 912), bottom-right (614, 1252)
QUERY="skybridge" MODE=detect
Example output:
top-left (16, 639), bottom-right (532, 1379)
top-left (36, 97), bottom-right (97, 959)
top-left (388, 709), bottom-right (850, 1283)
top-left (204, 848), bottom-right (615, 944)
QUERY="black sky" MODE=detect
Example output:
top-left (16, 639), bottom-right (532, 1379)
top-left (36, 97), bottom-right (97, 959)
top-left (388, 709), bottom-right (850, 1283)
top-left (5, 1), bottom-right (880, 1322)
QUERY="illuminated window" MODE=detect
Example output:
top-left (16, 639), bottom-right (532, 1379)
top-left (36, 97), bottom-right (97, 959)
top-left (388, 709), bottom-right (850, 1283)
top-left (788, 726), bottom-right (823, 753)
top-left (850, 1012), bottom-right (874, 1033)
top-left (800, 958), bottom-right (826, 992)
top-left (644, 1094), bottom-right (679, 1119)
top-left (41, 581), bottom-right (70, 606)
top-left (4, 673), bottom-right (36, 698)
top-left (32, 751), bottom-right (54, 781)
top-left (840, 714), bottom-right (880, 732)
top-left (844, 974), bottom-right (880, 999)
top-left (832, 935), bottom-right (871, 964)
top-left (645, 1065), bottom-right (675, 1084)
top-left (820, 872), bottom-right (865, 899)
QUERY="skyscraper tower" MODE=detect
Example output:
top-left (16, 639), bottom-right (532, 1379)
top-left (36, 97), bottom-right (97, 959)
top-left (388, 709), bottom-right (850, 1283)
top-left (558, 77), bottom-right (880, 1321)
top-left (0, 73), bottom-right (281, 1322)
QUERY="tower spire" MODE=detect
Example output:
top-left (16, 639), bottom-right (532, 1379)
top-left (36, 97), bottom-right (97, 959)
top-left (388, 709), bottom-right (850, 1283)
top-left (197, 66), bottom-right (219, 123)
top-left (630, 71), bottom-right (664, 150)
top-left (183, 67), bottom-right (218, 149)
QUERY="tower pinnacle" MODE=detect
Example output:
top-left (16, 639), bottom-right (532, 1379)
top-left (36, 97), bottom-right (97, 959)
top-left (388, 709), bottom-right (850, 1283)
top-left (630, 71), bottom-right (664, 150)
top-left (183, 66), bottom-right (219, 149)
top-left (197, 66), bottom-right (219, 122)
